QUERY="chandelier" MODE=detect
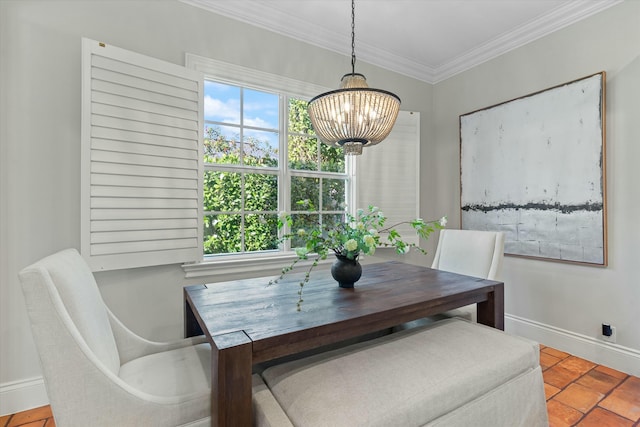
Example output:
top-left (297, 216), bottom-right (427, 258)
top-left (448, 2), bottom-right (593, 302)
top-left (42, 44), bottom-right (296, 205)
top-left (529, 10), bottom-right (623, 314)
top-left (307, 0), bottom-right (401, 156)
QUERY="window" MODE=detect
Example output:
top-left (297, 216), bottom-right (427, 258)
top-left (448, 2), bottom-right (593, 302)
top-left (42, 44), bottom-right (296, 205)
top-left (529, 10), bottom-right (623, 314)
top-left (202, 80), bottom-right (348, 258)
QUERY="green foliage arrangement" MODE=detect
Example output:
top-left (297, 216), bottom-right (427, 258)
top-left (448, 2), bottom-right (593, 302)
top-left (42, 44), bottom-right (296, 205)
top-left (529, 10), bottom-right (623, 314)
top-left (270, 205), bottom-right (447, 310)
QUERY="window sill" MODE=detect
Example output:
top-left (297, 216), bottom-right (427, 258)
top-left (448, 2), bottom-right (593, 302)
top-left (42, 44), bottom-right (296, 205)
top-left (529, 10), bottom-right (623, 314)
top-left (182, 252), bottom-right (332, 280)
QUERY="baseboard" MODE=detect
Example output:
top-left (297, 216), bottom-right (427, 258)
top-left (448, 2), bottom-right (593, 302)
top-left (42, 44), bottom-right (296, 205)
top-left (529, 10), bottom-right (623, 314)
top-left (0, 376), bottom-right (48, 416)
top-left (506, 313), bottom-right (640, 377)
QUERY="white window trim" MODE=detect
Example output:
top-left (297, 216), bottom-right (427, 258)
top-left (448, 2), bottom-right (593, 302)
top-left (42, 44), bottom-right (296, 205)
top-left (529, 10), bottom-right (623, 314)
top-left (183, 53), bottom-right (345, 278)
top-left (185, 53), bottom-right (331, 100)
top-left (182, 251), bottom-right (330, 279)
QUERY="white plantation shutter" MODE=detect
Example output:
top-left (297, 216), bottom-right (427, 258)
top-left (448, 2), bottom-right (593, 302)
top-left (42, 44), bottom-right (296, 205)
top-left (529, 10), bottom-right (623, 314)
top-left (356, 111), bottom-right (420, 244)
top-left (81, 38), bottom-right (203, 271)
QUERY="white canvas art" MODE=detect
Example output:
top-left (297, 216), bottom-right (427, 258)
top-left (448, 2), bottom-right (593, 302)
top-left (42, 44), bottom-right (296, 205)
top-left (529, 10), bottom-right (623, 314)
top-left (460, 72), bottom-right (606, 265)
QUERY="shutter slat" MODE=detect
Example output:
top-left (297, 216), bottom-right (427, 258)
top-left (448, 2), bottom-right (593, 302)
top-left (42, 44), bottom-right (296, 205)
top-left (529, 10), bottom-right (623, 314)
top-left (91, 228), bottom-right (198, 244)
top-left (91, 198), bottom-right (198, 209)
top-left (91, 131), bottom-right (197, 154)
top-left (91, 209), bottom-right (197, 220)
top-left (91, 103), bottom-right (198, 131)
top-left (90, 248), bottom-right (199, 271)
top-left (92, 79), bottom-right (197, 111)
top-left (91, 238), bottom-right (197, 256)
top-left (91, 67), bottom-right (198, 102)
top-left (93, 91), bottom-right (197, 121)
top-left (91, 173), bottom-right (196, 189)
top-left (92, 55), bottom-right (197, 92)
top-left (91, 185), bottom-right (197, 199)
top-left (91, 161), bottom-right (198, 180)
top-left (91, 115), bottom-right (197, 140)
top-left (91, 150), bottom-right (197, 170)
top-left (91, 218), bottom-right (198, 232)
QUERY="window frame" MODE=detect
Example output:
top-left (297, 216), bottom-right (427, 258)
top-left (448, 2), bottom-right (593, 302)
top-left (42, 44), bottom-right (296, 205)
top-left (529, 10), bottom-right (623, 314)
top-left (202, 83), bottom-right (282, 256)
top-left (184, 54), bottom-right (355, 278)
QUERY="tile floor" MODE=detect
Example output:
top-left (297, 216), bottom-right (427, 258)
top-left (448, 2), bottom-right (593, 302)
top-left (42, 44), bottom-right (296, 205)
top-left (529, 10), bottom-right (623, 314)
top-left (540, 345), bottom-right (640, 426)
top-left (1, 345), bottom-right (638, 427)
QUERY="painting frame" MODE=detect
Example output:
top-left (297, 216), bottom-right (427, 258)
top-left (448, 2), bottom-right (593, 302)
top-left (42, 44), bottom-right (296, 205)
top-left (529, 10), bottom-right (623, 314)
top-left (459, 72), bottom-right (607, 266)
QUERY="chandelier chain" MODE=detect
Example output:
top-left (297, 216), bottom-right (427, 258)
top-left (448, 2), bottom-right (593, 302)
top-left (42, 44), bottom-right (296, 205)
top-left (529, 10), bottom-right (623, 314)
top-left (351, 0), bottom-right (356, 74)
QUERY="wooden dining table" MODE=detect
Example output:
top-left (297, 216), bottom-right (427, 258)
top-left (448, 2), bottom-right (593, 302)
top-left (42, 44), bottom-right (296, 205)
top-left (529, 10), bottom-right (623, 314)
top-left (183, 260), bottom-right (504, 427)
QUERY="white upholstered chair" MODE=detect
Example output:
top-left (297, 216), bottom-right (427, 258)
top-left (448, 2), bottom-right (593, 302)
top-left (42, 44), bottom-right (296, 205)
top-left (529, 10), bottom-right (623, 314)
top-left (18, 249), bottom-right (212, 426)
top-left (430, 229), bottom-right (505, 321)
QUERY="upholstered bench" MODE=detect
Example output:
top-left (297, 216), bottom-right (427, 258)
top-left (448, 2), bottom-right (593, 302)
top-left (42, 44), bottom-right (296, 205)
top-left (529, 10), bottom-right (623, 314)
top-left (251, 318), bottom-right (548, 426)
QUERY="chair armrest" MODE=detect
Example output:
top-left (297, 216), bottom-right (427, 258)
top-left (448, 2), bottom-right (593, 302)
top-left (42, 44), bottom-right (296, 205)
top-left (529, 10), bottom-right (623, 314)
top-left (107, 308), bottom-right (207, 364)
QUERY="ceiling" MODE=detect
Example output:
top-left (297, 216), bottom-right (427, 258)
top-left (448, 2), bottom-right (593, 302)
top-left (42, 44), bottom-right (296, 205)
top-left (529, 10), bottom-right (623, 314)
top-left (181, 0), bottom-right (621, 84)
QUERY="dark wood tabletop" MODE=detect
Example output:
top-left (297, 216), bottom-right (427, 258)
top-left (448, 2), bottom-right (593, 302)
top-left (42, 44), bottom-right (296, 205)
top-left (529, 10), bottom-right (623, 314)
top-left (184, 260), bottom-right (504, 427)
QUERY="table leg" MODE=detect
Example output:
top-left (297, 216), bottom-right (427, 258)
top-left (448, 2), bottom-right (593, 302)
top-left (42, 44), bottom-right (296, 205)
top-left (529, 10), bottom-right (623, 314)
top-left (211, 331), bottom-right (253, 427)
top-left (184, 289), bottom-right (204, 338)
top-left (477, 283), bottom-right (504, 330)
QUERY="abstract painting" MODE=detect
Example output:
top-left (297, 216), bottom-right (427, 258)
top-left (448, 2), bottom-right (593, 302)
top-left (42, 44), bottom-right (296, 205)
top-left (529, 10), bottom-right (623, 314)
top-left (460, 72), bottom-right (607, 265)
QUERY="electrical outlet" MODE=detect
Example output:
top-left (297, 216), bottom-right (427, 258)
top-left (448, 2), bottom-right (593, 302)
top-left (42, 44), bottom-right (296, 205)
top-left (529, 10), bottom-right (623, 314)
top-left (602, 325), bottom-right (617, 344)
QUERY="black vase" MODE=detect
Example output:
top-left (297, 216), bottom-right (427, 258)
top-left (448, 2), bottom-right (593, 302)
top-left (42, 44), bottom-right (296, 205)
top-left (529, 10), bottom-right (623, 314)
top-left (331, 255), bottom-right (362, 288)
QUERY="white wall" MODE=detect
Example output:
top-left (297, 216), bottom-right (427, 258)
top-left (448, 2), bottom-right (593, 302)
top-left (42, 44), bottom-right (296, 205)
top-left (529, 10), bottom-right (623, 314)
top-left (0, 0), bottom-right (433, 415)
top-left (433, 1), bottom-right (639, 375)
top-left (1, 0), bottom-right (637, 416)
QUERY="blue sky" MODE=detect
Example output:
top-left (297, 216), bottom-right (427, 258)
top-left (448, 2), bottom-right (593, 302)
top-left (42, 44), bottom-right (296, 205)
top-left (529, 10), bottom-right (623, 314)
top-left (204, 81), bottom-right (279, 130)
top-left (204, 80), bottom-right (280, 150)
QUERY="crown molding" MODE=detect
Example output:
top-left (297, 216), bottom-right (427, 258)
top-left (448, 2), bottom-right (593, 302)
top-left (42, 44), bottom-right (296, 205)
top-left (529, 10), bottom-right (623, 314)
top-left (180, 0), bottom-right (623, 84)
top-left (432, 0), bottom-right (624, 83)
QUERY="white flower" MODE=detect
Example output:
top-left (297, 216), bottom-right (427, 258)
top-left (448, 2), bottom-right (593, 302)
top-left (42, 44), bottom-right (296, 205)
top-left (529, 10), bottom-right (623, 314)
top-left (368, 228), bottom-right (379, 237)
top-left (345, 239), bottom-right (358, 251)
top-left (356, 221), bottom-right (365, 231)
top-left (297, 228), bottom-right (306, 236)
top-left (440, 216), bottom-right (448, 227)
top-left (363, 235), bottom-right (375, 247)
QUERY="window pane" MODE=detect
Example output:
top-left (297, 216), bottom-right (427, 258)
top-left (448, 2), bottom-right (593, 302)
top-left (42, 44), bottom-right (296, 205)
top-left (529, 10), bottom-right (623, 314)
top-left (288, 135), bottom-right (318, 171)
top-left (291, 177), bottom-right (319, 211)
top-left (204, 125), bottom-right (241, 165)
top-left (245, 214), bottom-right (278, 251)
top-left (244, 130), bottom-right (279, 167)
top-left (322, 213), bottom-right (345, 230)
top-left (204, 171), bottom-right (241, 211)
top-left (204, 214), bottom-right (241, 254)
top-left (204, 81), bottom-right (240, 124)
top-left (245, 173), bottom-right (278, 211)
top-left (288, 98), bottom-right (315, 135)
top-left (244, 89), bottom-right (279, 130)
top-left (320, 143), bottom-right (345, 173)
top-left (291, 213), bottom-right (319, 248)
top-left (322, 178), bottom-right (346, 211)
